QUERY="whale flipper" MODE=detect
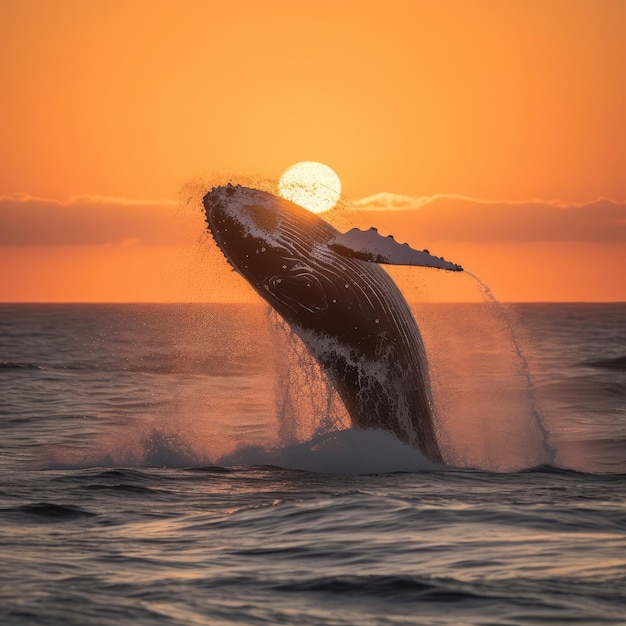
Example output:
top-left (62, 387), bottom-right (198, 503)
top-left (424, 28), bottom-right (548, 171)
top-left (327, 227), bottom-right (463, 271)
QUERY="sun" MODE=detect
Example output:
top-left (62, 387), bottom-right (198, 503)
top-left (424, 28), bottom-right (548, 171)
top-left (277, 161), bottom-right (341, 214)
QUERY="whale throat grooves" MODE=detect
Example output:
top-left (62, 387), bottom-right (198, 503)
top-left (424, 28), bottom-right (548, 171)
top-left (203, 185), bottom-right (444, 464)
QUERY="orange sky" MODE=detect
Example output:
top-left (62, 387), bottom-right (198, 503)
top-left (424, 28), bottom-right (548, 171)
top-left (1, 0), bottom-right (625, 302)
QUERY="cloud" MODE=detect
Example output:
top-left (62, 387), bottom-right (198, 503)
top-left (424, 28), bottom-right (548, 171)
top-left (0, 194), bottom-right (202, 246)
top-left (349, 194), bottom-right (626, 243)
top-left (352, 192), bottom-right (437, 210)
top-left (3, 191), bottom-right (625, 248)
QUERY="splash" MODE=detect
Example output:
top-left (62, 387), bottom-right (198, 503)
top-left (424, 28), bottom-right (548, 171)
top-left (221, 428), bottom-right (441, 473)
top-left (464, 271), bottom-right (556, 465)
top-left (40, 180), bottom-right (559, 473)
top-left (267, 310), bottom-right (350, 445)
top-left (195, 182), bottom-right (558, 471)
top-left (379, 260), bottom-right (554, 471)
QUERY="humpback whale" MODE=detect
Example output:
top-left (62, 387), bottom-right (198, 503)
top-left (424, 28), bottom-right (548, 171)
top-left (203, 185), bottom-right (462, 463)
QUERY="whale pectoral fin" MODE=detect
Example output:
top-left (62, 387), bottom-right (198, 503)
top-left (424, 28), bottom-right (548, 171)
top-left (327, 227), bottom-right (463, 271)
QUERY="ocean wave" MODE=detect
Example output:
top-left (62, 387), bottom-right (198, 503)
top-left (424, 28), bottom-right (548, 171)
top-left (0, 361), bottom-right (45, 370)
top-left (271, 574), bottom-right (482, 603)
top-left (1, 502), bottom-right (96, 521)
top-left (578, 355), bottom-right (626, 369)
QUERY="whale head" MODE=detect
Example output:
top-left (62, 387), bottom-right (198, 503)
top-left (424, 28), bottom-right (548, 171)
top-left (203, 184), bottom-right (344, 318)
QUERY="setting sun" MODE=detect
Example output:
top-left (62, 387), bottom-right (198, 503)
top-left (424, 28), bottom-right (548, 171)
top-left (277, 161), bottom-right (341, 214)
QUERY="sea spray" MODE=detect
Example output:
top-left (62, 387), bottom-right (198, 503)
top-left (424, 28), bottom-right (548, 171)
top-left (385, 265), bottom-right (549, 470)
top-left (170, 182), bottom-right (553, 470)
top-left (465, 271), bottom-right (556, 465)
top-left (266, 308), bottom-right (350, 445)
top-left (213, 304), bottom-right (440, 474)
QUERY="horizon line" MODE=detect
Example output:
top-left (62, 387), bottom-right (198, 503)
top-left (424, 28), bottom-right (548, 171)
top-left (1, 299), bottom-right (624, 305)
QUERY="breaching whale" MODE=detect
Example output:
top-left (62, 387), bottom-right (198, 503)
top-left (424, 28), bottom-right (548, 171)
top-left (203, 185), bottom-right (462, 463)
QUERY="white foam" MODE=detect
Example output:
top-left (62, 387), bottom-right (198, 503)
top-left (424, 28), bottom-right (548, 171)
top-left (220, 428), bottom-right (442, 474)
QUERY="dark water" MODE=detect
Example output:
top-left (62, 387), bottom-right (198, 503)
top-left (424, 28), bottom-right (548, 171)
top-left (0, 303), bottom-right (625, 625)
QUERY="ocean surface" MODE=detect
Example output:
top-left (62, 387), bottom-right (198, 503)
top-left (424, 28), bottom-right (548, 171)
top-left (0, 302), bottom-right (624, 625)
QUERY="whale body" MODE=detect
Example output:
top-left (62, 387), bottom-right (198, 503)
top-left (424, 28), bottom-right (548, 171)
top-left (203, 185), bottom-right (462, 463)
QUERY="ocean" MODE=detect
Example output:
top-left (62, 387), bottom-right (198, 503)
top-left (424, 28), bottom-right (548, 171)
top-left (0, 302), bottom-right (624, 625)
